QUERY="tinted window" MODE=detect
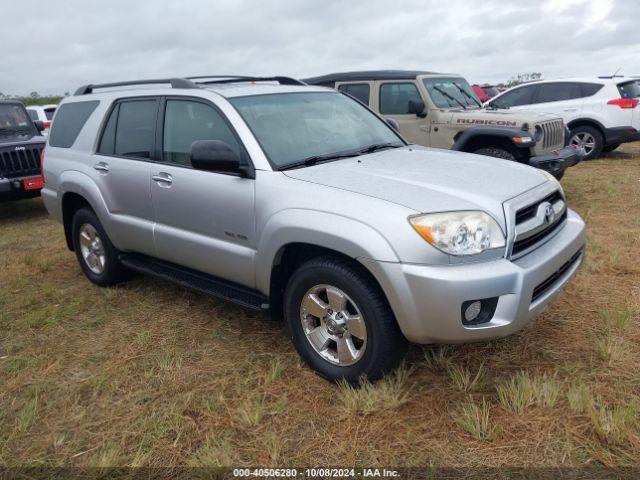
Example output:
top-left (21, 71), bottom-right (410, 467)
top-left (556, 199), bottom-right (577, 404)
top-left (491, 85), bottom-right (537, 108)
top-left (114, 100), bottom-right (157, 159)
top-left (98, 104), bottom-right (119, 155)
top-left (581, 83), bottom-right (604, 97)
top-left (44, 108), bottom-right (56, 120)
top-left (338, 83), bottom-right (370, 106)
top-left (535, 82), bottom-right (582, 103)
top-left (163, 100), bottom-right (241, 166)
top-left (379, 83), bottom-right (422, 114)
top-left (27, 109), bottom-right (38, 121)
top-left (423, 78), bottom-right (479, 108)
top-left (618, 81), bottom-right (640, 99)
top-left (48, 101), bottom-right (99, 148)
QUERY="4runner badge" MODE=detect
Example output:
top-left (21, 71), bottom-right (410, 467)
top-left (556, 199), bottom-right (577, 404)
top-left (456, 119), bottom-right (518, 127)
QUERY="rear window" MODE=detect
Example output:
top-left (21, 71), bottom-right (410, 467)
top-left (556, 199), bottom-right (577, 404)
top-left (44, 107), bottom-right (56, 120)
top-left (618, 81), bottom-right (640, 99)
top-left (48, 101), bottom-right (99, 148)
top-left (581, 83), bottom-right (604, 97)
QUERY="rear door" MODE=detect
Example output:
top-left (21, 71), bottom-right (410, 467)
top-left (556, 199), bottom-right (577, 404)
top-left (150, 96), bottom-right (256, 287)
top-left (92, 97), bottom-right (158, 256)
top-left (489, 84), bottom-right (539, 111)
top-left (375, 81), bottom-right (428, 144)
top-left (530, 82), bottom-right (584, 121)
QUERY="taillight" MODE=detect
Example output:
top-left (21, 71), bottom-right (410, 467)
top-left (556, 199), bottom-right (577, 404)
top-left (43, 120), bottom-right (52, 128)
top-left (40, 148), bottom-right (46, 184)
top-left (607, 98), bottom-right (639, 109)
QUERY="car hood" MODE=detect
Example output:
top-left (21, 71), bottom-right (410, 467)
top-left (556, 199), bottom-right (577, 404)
top-left (283, 146), bottom-right (548, 229)
top-left (441, 107), bottom-right (560, 128)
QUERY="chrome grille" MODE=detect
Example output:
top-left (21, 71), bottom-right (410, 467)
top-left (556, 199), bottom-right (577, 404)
top-left (539, 120), bottom-right (564, 150)
top-left (511, 190), bottom-right (567, 258)
top-left (0, 145), bottom-right (43, 178)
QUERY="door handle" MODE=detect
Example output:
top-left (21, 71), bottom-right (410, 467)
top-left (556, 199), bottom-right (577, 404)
top-left (152, 172), bottom-right (173, 186)
top-left (93, 162), bottom-right (109, 173)
top-left (563, 108), bottom-right (578, 112)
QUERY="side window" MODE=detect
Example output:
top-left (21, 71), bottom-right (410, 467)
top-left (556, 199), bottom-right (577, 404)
top-left (492, 85), bottom-right (536, 108)
top-left (98, 104), bottom-right (119, 155)
top-left (535, 83), bottom-right (581, 103)
top-left (379, 83), bottom-right (422, 114)
top-left (163, 100), bottom-right (241, 167)
top-left (338, 83), bottom-right (371, 106)
top-left (27, 109), bottom-right (38, 121)
top-left (581, 83), bottom-right (604, 97)
top-left (114, 100), bottom-right (157, 159)
top-left (49, 101), bottom-right (100, 148)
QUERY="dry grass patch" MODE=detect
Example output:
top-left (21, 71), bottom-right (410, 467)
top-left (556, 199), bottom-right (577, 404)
top-left (337, 365), bottom-right (412, 414)
top-left (446, 363), bottom-right (486, 393)
top-left (589, 403), bottom-right (637, 446)
top-left (496, 371), bottom-right (535, 413)
top-left (453, 396), bottom-right (500, 441)
top-left (567, 383), bottom-right (593, 414)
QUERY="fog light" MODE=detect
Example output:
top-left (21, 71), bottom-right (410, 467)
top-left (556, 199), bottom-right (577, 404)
top-left (464, 301), bottom-right (482, 322)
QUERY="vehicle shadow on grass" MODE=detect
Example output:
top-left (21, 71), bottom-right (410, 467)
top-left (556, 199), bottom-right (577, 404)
top-left (0, 197), bottom-right (48, 225)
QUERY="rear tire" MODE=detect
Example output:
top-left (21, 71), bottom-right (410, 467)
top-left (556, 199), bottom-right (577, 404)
top-left (473, 147), bottom-right (516, 161)
top-left (569, 125), bottom-right (603, 160)
top-left (283, 256), bottom-right (408, 384)
top-left (71, 208), bottom-right (131, 287)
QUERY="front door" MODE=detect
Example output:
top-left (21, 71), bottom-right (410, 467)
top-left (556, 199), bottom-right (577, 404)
top-left (375, 81), bottom-right (429, 145)
top-left (150, 97), bottom-right (256, 288)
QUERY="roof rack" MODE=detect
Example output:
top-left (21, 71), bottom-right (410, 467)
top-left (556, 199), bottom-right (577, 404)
top-left (187, 75), bottom-right (306, 86)
top-left (74, 78), bottom-right (198, 96)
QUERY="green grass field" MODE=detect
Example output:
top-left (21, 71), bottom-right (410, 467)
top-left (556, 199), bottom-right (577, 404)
top-left (1, 145), bottom-right (639, 469)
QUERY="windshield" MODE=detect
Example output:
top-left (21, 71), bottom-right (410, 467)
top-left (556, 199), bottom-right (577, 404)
top-left (423, 78), bottom-right (480, 108)
top-left (0, 104), bottom-right (36, 136)
top-left (230, 92), bottom-right (404, 169)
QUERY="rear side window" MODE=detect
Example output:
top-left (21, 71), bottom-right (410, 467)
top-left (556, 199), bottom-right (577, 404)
top-left (535, 82), bottom-right (582, 103)
top-left (379, 83), bottom-right (422, 114)
top-left (581, 83), bottom-right (604, 97)
top-left (44, 108), bottom-right (56, 120)
top-left (98, 99), bottom-right (158, 159)
top-left (27, 109), bottom-right (38, 121)
top-left (48, 101), bottom-right (99, 148)
top-left (618, 81), bottom-right (640, 99)
top-left (338, 83), bottom-right (371, 106)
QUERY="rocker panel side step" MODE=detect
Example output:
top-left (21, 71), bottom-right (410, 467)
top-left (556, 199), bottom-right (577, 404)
top-left (118, 253), bottom-right (269, 311)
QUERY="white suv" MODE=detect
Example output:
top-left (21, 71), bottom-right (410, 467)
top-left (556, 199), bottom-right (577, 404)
top-left (26, 104), bottom-right (58, 137)
top-left (487, 77), bottom-right (640, 159)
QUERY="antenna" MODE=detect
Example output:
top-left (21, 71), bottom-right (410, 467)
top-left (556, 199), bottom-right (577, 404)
top-left (612, 67), bottom-right (621, 77)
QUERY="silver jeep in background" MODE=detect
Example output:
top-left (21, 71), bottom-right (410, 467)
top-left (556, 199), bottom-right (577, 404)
top-left (41, 76), bottom-right (586, 383)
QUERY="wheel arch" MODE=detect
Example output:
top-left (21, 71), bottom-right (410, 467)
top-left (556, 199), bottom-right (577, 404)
top-left (452, 127), bottom-right (531, 158)
top-left (566, 118), bottom-right (606, 136)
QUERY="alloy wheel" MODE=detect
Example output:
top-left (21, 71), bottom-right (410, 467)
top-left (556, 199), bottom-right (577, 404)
top-left (79, 223), bottom-right (106, 275)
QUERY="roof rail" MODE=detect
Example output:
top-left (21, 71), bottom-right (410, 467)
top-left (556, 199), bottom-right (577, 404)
top-left (187, 75), bottom-right (306, 86)
top-left (74, 78), bottom-right (198, 96)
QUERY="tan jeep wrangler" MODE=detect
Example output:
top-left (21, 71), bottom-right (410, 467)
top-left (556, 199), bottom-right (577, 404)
top-left (304, 70), bottom-right (583, 179)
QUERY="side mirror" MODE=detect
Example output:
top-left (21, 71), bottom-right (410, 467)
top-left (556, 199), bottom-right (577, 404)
top-left (408, 99), bottom-right (426, 118)
top-left (33, 120), bottom-right (45, 133)
top-left (190, 140), bottom-right (242, 174)
top-left (385, 118), bottom-right (400, 132)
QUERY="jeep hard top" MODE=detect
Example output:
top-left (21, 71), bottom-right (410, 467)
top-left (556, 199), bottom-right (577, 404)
top-left (0, 100), bottom-right (46, 201)
top-left (42, 76), bottom-right (586, 383)
top-left (304, 70), bottom-right (583, 179)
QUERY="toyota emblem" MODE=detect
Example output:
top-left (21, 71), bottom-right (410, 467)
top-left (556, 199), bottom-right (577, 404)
top-left (544, 204), bottom-right (554, 225)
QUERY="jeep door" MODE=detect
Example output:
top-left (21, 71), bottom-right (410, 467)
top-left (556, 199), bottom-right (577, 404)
top-left (374, 81), bottom-right (429, 145)
top-left (92, 97), bottom-right (158, 256)
top-left (150, 97), bottom-right (256, 288)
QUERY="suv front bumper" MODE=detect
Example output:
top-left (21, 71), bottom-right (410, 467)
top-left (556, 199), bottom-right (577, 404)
top-left (0, 175), bottom-right (43, 201)
top-left (362, 209), bottom-right (586, 344)
top-left (529, 146), bottom-right (584, 178)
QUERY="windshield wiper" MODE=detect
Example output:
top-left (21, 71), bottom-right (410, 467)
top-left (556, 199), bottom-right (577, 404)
top-left (453, 83), bottom-right (482, 107)
top-left (278, 151), bottom-right (360, 171)
top-left (357, 142), bottom-right (402, 154)
top-left (433, 86), bottom-right (467, 109)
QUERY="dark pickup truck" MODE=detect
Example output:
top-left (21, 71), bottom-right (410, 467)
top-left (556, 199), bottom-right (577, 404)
top-left (0, 100), bottom-right (46, 201)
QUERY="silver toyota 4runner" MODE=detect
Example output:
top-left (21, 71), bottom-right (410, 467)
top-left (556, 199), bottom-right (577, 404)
top-left (42, 76), bottom-right (586, 383)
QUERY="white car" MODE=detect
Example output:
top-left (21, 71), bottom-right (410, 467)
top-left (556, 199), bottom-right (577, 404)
top-left (487, 77), bottom-right (640, 159)
top-left (26, 104), bottom-right (57, 137)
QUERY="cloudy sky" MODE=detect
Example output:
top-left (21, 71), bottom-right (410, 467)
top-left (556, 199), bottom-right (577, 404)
top-left (1, 0), bottom-right (638, 96)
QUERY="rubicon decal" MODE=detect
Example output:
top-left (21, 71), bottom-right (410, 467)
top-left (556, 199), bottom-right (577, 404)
top-left (456, 118), bottom-right (518, 127)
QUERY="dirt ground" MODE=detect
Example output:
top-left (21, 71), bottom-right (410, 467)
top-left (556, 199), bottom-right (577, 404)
top-left (1, 144), bottom-right (638, 471)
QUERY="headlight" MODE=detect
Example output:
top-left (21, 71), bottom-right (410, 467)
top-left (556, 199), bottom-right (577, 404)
top-left (409, 211), bottom-right (505, 255)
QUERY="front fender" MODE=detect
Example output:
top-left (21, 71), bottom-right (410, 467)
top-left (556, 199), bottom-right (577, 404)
top-left (452, 127), bottom-right (535, 151)
top-left (255, 209), bottom-right (399, 294)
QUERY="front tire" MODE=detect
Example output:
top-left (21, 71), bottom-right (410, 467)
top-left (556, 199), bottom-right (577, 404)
top-left (473, 147), bottom-right (516, 161)
top-left (284, 256), bottom-right (407, 384)
top-left (569, 125), bottom-right (603, 160)
top-left (71, 208), bottom-right (131, 287)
